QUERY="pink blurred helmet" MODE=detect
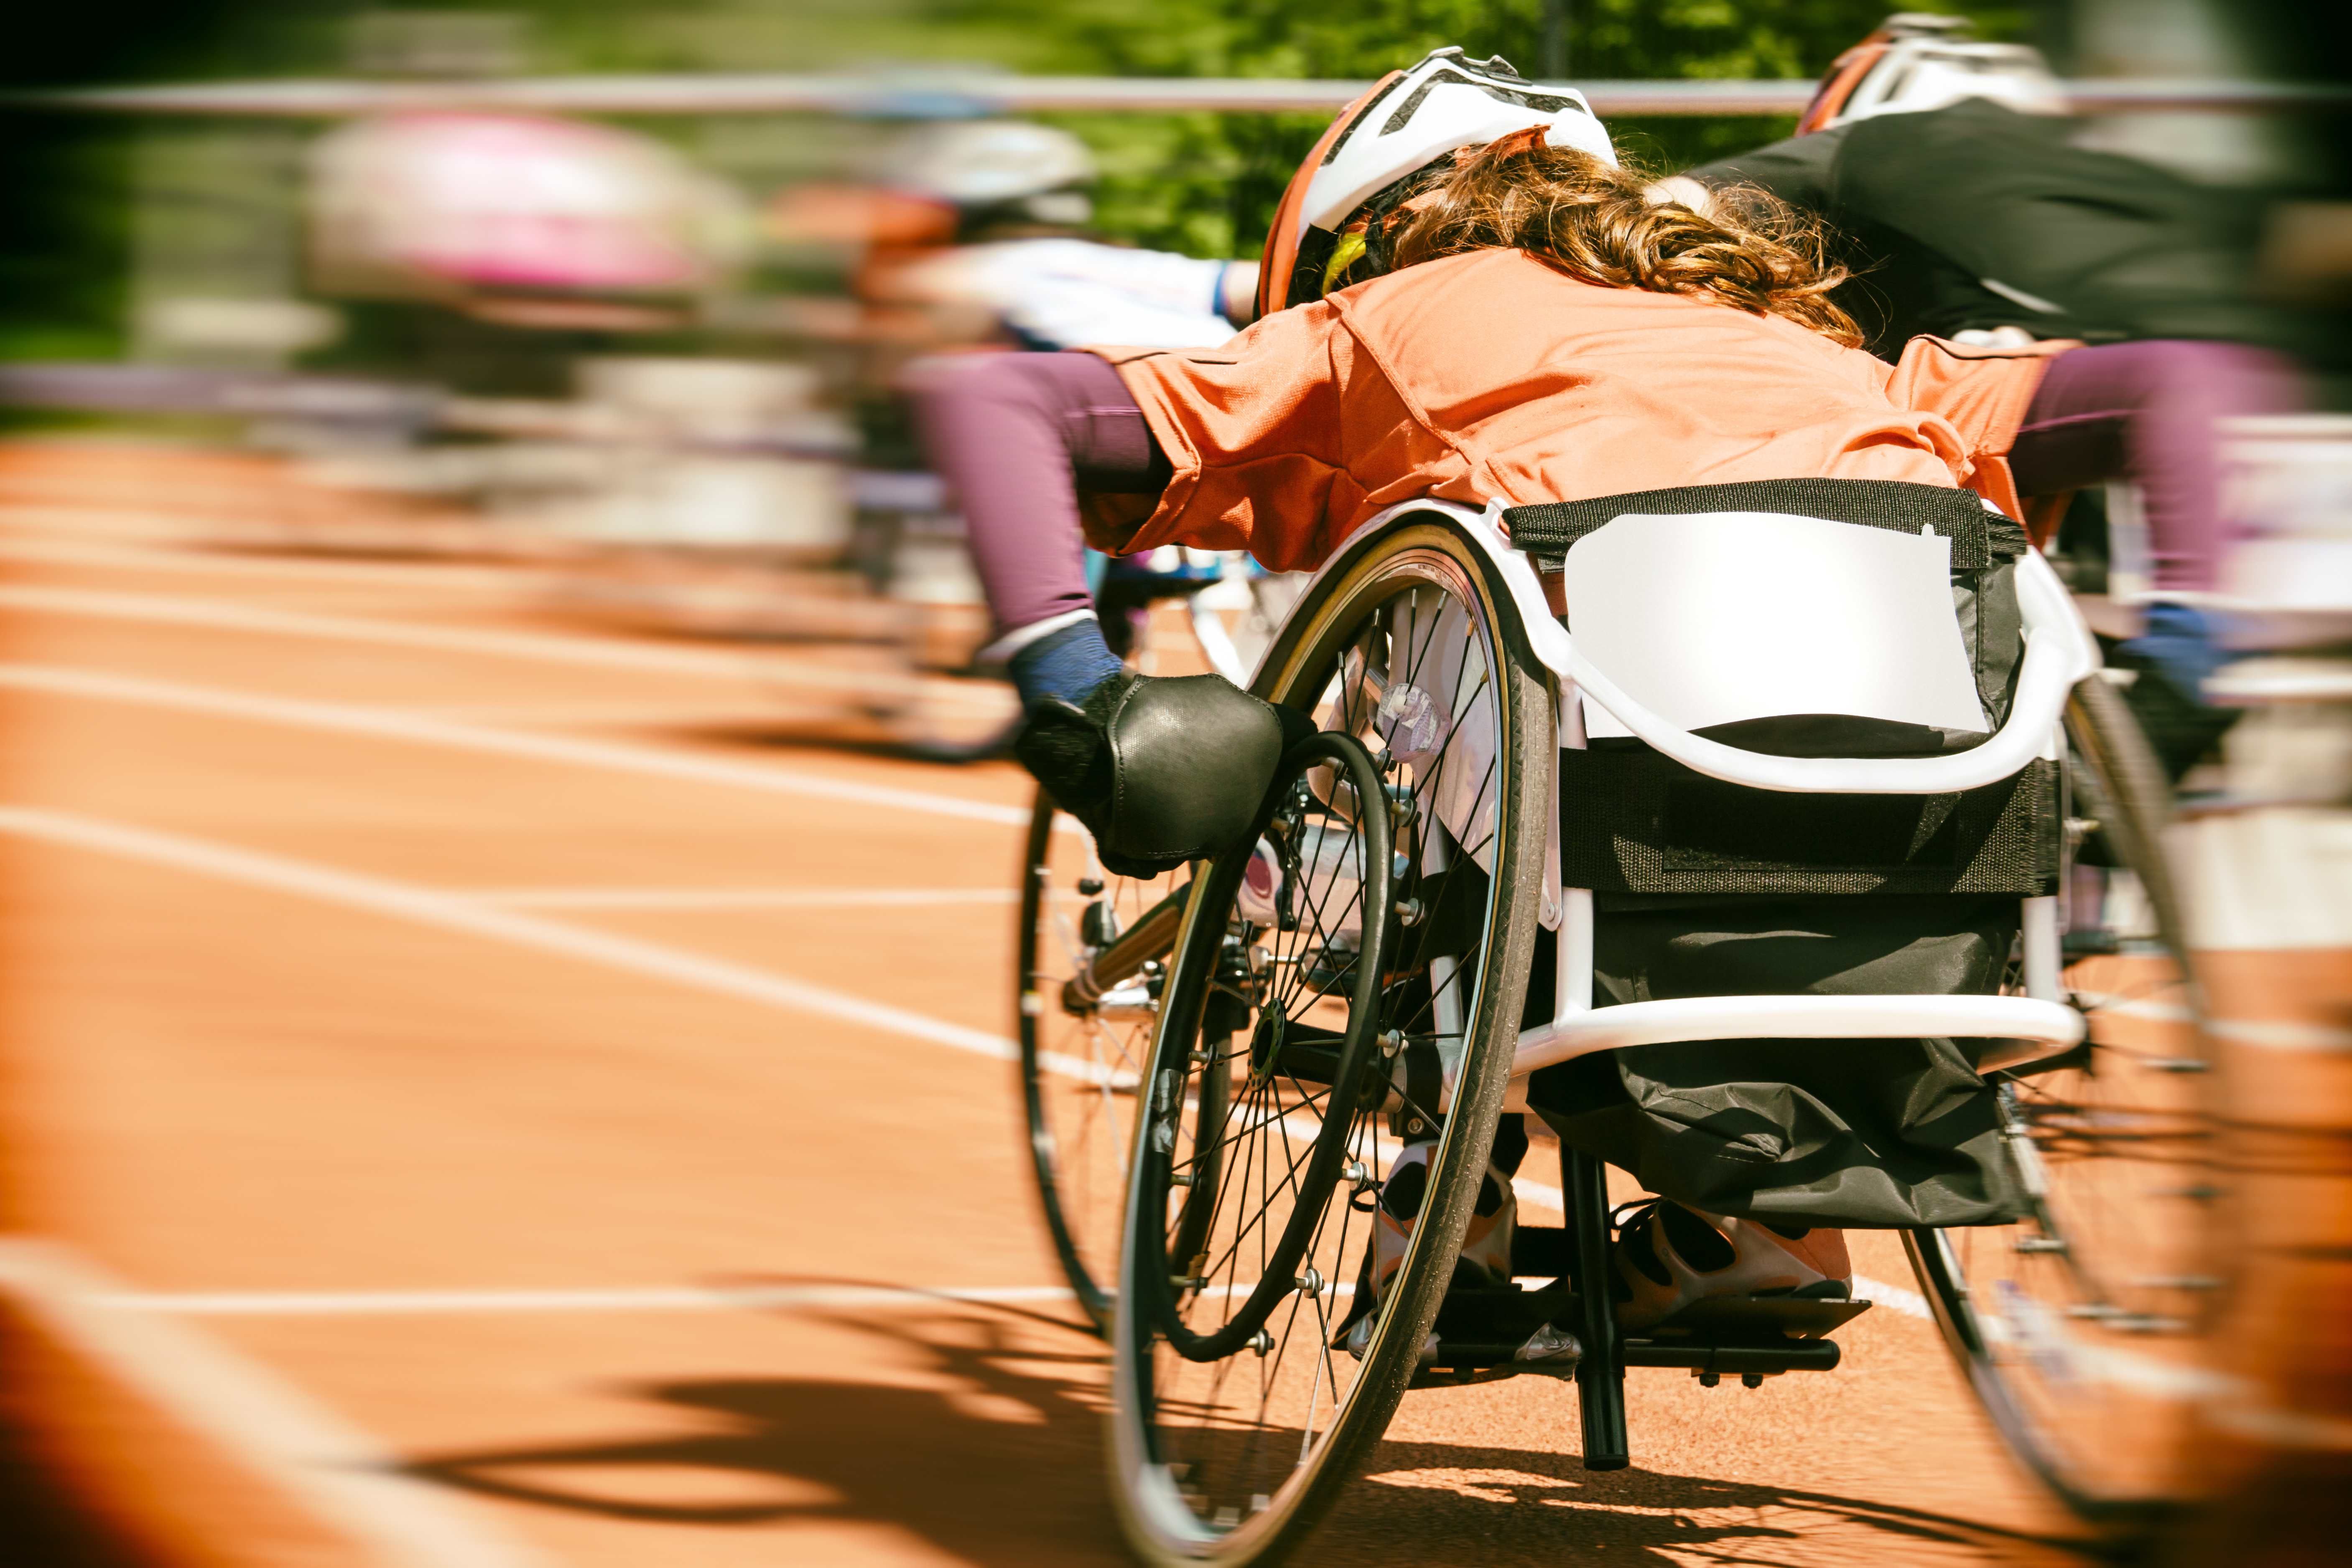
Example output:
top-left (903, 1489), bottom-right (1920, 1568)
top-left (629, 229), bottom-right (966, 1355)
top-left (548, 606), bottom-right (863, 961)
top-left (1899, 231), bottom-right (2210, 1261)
top-left (309, 113), bottom-right (737, 297)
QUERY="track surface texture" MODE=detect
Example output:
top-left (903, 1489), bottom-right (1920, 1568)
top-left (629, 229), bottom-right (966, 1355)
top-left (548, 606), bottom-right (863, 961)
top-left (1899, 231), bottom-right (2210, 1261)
top-left (0, 445), bottom-right (2106, 1566)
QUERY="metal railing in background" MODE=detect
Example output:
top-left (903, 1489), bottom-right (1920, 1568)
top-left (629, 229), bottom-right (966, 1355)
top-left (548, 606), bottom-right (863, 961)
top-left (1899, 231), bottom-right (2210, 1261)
top-left (22, 75), bottom-right (2352, 119)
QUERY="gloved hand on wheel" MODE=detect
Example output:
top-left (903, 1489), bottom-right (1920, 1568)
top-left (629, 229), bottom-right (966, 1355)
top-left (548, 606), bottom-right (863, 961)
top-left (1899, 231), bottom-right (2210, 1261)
top-left (1009, 619), bottom-right (1314, 879)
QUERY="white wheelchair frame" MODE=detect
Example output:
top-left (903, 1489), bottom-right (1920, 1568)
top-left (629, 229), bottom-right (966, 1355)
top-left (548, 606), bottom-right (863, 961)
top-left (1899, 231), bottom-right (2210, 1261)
top-left (1267, 497), bottom-right (2102, 1095)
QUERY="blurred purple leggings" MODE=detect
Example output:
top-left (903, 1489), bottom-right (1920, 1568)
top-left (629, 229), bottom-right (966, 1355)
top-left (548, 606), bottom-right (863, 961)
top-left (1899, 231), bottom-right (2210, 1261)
top-left (910, 351), bottom-right (1168, 644)
top-left (2009, 339), bottom-right (2298, 593)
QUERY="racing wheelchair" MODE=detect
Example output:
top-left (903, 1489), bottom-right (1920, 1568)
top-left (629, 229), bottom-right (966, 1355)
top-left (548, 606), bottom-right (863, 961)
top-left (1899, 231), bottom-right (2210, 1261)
top-left (1017, 481), bottom-right (2211, 1565)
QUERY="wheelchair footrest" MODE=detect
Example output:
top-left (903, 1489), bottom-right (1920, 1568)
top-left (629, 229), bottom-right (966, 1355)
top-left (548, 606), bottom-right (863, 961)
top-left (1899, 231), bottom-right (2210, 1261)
top-left (1626, 1296), bottom-right (1869, 1381)
top-left (1654, 1295), bottom-right (1874, 1338)
top-left (1410, 1284), bottom-right (1583, 1388)
top-left (1623, 1328), bottom-right (1849, 1378)
top-left (1401, 1287), bottom-right (1868, 1387)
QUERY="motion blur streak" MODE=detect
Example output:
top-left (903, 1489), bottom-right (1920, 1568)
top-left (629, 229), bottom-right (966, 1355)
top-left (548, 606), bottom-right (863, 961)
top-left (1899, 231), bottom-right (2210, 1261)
top-left (0, 663), bottom-right (1028, 826)
top-left (3, 0), bottom-right (2348, 1560)
top-left (0, 804), bottom-right (1024, 1063)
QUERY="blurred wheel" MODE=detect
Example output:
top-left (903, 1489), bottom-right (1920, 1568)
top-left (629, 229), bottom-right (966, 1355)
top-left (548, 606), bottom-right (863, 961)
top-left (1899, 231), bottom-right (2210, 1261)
top-left (1911, 673), bottom-right (2217, 1529)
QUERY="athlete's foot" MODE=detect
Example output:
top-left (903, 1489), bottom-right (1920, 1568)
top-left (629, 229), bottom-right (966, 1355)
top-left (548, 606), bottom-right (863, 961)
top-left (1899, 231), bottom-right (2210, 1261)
top-left (1612, 1199), bottom-right (1853, 1332)
top-left (1015, 669), bottom-right (1312, 879)
top-left (1337, 1141), bottom-right (1519, 1358)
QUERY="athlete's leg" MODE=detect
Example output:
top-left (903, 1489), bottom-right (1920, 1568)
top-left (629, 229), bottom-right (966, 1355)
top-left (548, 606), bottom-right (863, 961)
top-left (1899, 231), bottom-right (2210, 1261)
top-left (2010, 339), bottom-right (2298, 596)
top-left (910, 350), bottom-right (1302, 878)
top-left (908, 349), bottom-right (1168, 654)
top-left (2011, 340), bottom-right (2298, 705)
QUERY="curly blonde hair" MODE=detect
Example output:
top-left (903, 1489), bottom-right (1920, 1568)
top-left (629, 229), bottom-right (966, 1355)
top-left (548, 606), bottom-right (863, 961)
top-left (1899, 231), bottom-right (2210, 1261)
top-left (1375, 138), bottom-right (1862, 348)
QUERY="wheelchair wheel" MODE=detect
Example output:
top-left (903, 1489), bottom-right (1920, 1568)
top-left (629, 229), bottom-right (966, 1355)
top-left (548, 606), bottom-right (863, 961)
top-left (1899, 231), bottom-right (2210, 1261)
top-left (1108, 516), bottom-right (1552, 1567)
top-left (1910, 672), bottom-right (2216, 1527)
top-left (1017, 789), bottom-right (1175, 1331)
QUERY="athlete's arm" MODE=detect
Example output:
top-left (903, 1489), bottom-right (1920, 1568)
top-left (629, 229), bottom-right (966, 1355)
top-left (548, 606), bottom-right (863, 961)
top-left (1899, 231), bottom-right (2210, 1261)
top-left (1684, 126), bottom-right (1847, 211)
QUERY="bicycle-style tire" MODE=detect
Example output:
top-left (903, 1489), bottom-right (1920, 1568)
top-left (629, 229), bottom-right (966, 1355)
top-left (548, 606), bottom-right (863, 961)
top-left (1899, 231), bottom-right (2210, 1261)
top-left (1017, 788), bottom-right (1178, 1331)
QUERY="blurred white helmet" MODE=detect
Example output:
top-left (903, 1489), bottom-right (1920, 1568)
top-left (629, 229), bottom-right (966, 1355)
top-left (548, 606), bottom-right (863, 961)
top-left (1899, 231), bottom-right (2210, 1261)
top-left (885, 120), bottom-right (1096, 208)
top-left (1298, 47), bottom-right (1615, 239)
top-left (1800, 14), bottom-right (2064, 133)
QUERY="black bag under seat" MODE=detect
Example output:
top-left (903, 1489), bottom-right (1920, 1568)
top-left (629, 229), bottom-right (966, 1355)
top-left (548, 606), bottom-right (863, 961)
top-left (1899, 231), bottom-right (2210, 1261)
top-left (1560, 747), bottom-right (2059, 897)
top-left (1523, 895), bottom-right (2030, 1230)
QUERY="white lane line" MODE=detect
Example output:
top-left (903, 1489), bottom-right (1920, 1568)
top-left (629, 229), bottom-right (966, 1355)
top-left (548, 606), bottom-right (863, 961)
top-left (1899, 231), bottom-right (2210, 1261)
top-left (466, 886), bottom-right (1019, 911)
top-left (2075, 992), bottom-right (2195, 1025)
top-left (0, 805), bottom-right (1120, 1084)
top-left (2080, 990), bottom-right (2352, 1051)
top-left (2207, 1016), bottom-right (2352, 1052)
top-left (0, 582), bottom-right (935, 699)
top-left (0, 531), bottom-right (530, 589)
top-left (0, 664), bottom-right (1029, 827)
top-left (0, 805), bottom-right (1013, 1060)
top-left (0, 1238), bottom-right (549, 1568)
top-left (1851, 1274), bottom-right (1931, 1321)
top-left (103, 1283), bottom-right (1078, 1317)
top-left (2205, 1400), bottom-right (2352, 1452)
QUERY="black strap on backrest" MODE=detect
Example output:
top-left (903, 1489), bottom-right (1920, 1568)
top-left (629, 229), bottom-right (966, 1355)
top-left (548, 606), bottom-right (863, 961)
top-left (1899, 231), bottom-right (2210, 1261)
top-left (1558, 748), bottom-right (2059, 896)
top-left (1503, 479), bottom-right (2025, 571)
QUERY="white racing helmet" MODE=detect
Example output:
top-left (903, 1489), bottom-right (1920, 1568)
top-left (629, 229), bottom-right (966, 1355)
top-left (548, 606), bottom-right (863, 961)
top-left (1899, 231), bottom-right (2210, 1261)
top-left (884, 120), bottom-right (1098, 225)
top-left (1259, 47), bottom-right (1616, 314)
top-left (1299, 48), bottom-right (1616, 235)
top-left (1799, 14), bottom-right (2064, 134)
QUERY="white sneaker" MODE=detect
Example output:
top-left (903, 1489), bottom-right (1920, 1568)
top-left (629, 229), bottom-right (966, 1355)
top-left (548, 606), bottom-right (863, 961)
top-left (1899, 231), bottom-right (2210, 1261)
top-left (1613, 1199), bottom-right (1853, 1333)
top-left (1341, 1142), bottom-right (1516, 1358)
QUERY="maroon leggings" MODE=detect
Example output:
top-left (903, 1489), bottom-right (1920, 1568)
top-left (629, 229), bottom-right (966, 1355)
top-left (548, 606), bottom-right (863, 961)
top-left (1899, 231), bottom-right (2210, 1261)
top-left (914, 339), bottom-right (2295, 641)
top-left (2009, 339), bottom-right (2298, 593)
top-left (908, 351), bottom-right (1170, 644)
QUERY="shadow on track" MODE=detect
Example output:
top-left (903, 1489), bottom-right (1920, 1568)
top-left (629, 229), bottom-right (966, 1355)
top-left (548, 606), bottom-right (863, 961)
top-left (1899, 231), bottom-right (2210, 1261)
top-left (672, 720), bottom-right (1019, 767)
top-left (408, 1284), bottom-right (2103, 1567)
top-left (410, 1302), bottom-right (1119, 1566)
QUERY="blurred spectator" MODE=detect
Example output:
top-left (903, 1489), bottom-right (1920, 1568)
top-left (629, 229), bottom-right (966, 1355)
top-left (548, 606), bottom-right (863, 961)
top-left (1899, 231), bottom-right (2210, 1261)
top-left (311, 113), bottom-right (744, 313)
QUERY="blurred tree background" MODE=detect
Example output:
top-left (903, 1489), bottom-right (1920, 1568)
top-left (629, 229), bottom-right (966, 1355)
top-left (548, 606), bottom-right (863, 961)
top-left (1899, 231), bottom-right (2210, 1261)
top-left (934, 0), bottom-right (2028, 261)
top-left (5, 0), bottom-right (2309, 366)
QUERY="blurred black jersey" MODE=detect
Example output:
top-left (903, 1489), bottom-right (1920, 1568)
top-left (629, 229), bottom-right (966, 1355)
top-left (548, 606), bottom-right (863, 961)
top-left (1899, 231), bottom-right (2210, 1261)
top-left (1690, 98), bottom-right (2291, 362)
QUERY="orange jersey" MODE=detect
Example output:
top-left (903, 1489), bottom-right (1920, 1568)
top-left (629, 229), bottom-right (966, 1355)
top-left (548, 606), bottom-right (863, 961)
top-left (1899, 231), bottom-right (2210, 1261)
top-left (1082, 247), bottom-right (2067, 572)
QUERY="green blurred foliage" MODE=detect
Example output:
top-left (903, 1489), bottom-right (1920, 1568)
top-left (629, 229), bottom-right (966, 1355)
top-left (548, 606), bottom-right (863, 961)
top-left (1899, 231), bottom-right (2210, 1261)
top-left (910, 0), bottom-right (2030, 259)
top-left (2, 0), bottom-right (2034, 360)
top-left (717, 0), bottom-right (2031, 261)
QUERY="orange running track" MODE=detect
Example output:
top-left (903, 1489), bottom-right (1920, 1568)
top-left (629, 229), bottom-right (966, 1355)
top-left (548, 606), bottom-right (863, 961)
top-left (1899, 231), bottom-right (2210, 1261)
top-left (0, 447), bottom-right (2103, 1568)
